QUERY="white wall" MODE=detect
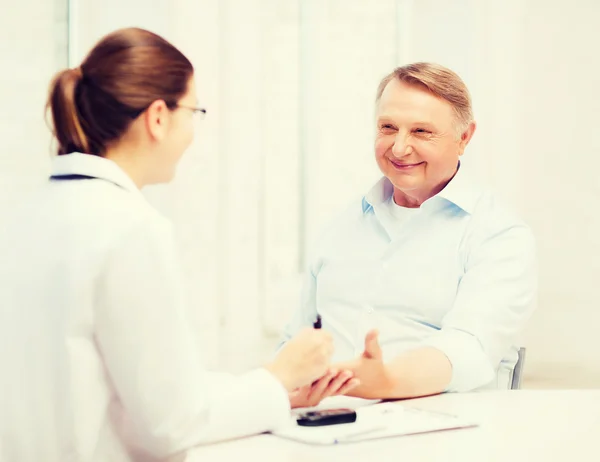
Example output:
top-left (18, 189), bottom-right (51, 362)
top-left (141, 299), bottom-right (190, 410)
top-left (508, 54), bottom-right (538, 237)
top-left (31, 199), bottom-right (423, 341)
top-left (517, 0), bottom-right (600, 386)
top-left (0, 0), bottom-right (67, 220)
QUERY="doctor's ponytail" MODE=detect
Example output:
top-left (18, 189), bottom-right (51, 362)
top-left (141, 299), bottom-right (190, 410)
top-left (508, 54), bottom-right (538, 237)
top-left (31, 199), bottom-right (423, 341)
top-left (46, 68), bottom-right (90, 155)
top-left (45, 27), bottom-right (194, 157)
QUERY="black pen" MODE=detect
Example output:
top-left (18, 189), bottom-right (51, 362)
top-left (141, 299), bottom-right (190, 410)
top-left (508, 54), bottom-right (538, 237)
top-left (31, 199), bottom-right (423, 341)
top-left (313, 314), bottom-right (322, 329)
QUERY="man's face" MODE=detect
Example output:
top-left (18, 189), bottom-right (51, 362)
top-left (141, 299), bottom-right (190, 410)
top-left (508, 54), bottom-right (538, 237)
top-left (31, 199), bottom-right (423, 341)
top-left (374, 79), bottom-right (475, 204)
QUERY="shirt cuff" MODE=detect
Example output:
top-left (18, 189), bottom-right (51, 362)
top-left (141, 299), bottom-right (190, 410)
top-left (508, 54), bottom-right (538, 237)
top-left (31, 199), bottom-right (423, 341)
top-left (188, 367), bottom-right (292, 448)
top-left (246, 367), bottom-right (292, 421)
top-left (218, 367), bottom-right (292, 433)
top-left (422, 328), bottom-right (496, 392)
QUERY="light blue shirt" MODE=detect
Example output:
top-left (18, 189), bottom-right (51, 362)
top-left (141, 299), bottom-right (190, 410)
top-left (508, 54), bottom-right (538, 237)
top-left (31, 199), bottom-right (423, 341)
top-left (281, 165), bottom-right (537, 392)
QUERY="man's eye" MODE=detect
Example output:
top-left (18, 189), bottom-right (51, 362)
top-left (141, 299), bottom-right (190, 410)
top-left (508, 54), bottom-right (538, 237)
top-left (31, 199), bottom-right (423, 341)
top-left (380, 124), bottom-right (395, 130)
top-left (414, 128), bottom-right (431, 134)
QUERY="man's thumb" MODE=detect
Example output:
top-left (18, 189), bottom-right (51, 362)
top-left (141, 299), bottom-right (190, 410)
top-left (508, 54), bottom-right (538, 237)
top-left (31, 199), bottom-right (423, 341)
top-left (363, 329), bottom-right (382, 360)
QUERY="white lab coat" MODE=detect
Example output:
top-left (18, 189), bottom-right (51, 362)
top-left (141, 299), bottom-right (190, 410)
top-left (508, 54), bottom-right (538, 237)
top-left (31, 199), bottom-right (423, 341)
top-left (0, 153), bottom-right (290, 462)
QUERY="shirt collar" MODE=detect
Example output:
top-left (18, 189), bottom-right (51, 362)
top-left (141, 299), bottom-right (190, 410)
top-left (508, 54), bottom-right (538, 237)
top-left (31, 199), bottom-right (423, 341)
top-left (50, 152), bottom-right (143, 196)
top-left (431, 162), bottom-right (479, 214)
top-left (362, 177), bottom-right (393, 213)
top-left (362, 162), bottom-right (479, 215)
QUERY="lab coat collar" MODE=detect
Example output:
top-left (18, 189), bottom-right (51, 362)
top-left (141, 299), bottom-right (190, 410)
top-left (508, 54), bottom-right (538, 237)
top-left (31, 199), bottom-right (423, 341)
top-left (50, 152), bottom-right (144, 197)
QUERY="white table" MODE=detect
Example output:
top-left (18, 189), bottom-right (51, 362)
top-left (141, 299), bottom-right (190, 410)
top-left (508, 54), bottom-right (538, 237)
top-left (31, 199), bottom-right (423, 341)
top-left (185, 390), bottom-right (600, 462)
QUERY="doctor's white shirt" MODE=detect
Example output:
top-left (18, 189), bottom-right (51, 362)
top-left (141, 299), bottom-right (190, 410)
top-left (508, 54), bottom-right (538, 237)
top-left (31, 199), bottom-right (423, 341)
top-left (0, 153), bottom-right (290, 462)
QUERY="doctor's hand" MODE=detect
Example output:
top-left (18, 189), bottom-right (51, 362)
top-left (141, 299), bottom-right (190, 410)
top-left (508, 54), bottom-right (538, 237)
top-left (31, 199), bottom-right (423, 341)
top-left (266, 327), bottom-right (334, 392)
top-left (289, 368), bottom-right (360, 409)
top-left (332, 329), bottom-right (396, 399)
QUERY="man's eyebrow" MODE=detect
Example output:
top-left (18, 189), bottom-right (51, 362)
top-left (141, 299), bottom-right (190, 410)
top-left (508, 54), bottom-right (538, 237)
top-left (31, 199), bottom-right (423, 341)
top-left (376, 117), bottom-right (437, 128)
top-left (412, 121), bottom-right (437, 128)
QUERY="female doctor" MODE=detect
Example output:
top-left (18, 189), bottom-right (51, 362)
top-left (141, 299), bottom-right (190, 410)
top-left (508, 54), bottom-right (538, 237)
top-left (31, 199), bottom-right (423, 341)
top-left (0, 28), bottom-right (358, 461)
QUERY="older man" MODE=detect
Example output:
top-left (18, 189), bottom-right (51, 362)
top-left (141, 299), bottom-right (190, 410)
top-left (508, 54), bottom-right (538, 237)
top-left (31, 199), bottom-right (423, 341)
top-left (281, 62), bottom-right (537, 403)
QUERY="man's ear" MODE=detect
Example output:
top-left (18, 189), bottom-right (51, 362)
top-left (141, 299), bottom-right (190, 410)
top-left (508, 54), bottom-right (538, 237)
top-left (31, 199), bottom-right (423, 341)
top-left (458, 121), bottom-right (477, 155)
top-left (144, 99), bottom-right (169, 142)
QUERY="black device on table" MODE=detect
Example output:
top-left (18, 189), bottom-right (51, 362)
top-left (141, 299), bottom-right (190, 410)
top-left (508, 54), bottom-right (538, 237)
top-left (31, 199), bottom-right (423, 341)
top-left (296, 408), bottom-right (357, 427)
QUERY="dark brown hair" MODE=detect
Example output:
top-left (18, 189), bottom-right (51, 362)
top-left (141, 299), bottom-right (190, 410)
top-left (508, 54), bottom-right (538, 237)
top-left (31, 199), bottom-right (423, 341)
top-left (46, 27), bottom-right (194, 156)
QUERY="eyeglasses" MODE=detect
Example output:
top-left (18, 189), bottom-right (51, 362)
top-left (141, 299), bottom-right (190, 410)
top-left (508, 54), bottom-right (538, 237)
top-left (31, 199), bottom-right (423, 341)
top-left (128, 103), bottom-right (207, 120)
top-left (176, 104), bottom-right (207, 119)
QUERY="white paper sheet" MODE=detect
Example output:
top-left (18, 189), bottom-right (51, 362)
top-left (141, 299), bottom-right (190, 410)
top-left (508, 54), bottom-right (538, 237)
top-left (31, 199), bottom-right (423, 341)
top-left (274, 398), bottom-right (478, 445)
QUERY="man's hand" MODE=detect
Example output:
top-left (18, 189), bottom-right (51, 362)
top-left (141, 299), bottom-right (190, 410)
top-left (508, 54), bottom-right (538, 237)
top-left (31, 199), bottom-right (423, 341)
top-left (333, 329), bottom-right (397, 399)
top-left (289, 369), bottom-right (360, 409)
top-left (334, 330), bottom-right (453, 399)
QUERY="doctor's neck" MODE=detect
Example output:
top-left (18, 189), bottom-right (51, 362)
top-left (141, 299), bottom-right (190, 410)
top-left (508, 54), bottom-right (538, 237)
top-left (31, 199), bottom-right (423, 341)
top-left (103, 135), bottom-right (152, 189)
top-left (103, 147), bottom-right (146, 189)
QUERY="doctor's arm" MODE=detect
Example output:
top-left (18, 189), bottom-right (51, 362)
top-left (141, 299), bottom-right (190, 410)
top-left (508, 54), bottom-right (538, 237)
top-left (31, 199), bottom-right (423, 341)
top-left (337, 223), bottom-right (537, 399)
top-left (94, 218), bottom-right (332, 459)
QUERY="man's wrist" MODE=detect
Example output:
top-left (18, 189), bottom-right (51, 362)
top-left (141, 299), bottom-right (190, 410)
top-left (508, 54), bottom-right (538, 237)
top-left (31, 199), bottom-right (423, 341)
top-left (379, 363), bottom-right (396, 396)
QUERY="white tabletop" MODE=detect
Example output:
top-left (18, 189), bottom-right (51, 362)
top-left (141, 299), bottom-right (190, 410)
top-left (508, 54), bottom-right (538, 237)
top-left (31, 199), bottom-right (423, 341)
top-left (184, 390), bottom-right (600, 462)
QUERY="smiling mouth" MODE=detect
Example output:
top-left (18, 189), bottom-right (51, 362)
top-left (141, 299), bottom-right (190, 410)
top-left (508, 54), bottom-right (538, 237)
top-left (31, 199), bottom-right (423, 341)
top-left (390, 160), bottom-right (424, 170)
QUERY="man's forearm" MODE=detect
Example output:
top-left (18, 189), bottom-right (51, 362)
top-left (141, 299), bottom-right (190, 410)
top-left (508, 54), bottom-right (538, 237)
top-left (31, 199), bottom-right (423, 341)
top-left (386, 347), bottom-right (453, 398)
top-left (346, 347), bottom-right (453, 400)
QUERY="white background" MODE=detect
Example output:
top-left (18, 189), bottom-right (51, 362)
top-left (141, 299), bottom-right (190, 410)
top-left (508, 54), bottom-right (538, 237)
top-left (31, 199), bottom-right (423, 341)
top-left (1, 0), bottom-right (599, 387)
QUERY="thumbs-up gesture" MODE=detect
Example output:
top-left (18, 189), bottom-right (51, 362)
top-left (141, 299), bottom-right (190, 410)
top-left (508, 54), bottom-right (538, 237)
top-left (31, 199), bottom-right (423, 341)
top-left (332, 329), bottom-right (396, 399)
top-left (362, 329), bottom-right (383, 361)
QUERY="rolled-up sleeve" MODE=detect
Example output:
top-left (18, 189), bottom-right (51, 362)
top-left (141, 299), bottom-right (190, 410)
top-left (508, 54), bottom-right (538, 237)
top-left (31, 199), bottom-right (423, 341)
top-left (422, 222), bottom-right (537, 392)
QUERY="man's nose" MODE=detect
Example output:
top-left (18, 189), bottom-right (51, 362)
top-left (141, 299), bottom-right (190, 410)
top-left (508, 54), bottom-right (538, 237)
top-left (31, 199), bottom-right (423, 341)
top-left (392, 133), bottom-right (413, 157)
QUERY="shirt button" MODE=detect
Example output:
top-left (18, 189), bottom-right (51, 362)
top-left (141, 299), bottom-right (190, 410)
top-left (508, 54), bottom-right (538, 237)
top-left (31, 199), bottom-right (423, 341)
top-left (365, 305), bottom-right (374, 314)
